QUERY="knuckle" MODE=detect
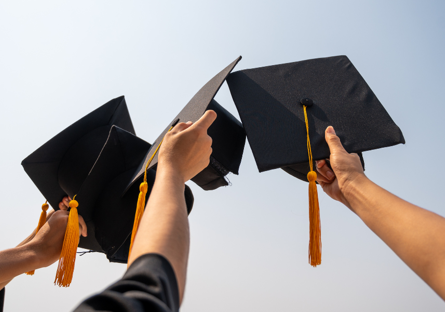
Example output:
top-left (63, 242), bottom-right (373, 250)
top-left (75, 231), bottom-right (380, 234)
top-left (52, 211), bottom-right (69, 224)
top-left (351, 153), bottom-right (360, 161)
top-left (196, 129), bottom-right (207, 139)
top-left (328, 135), bottom-right (340, 144)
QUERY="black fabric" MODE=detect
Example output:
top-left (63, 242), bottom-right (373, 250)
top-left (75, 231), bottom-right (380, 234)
top-left (74, 254), bottom-right (179, 312)
top-left (0, 288), bottom-right (4, 312)
top-left (191, 158), bottom-right (229, 190)
top-left (227, 55), bottom-right (405, 182)
top-left (22, 96), bottom-right (135, 210)
top-left (77, 126), bottom-right (154, 258)
top-left (128, 57), bottom-right (246, 192)
top-left (22, 100), bottom-right (194, 263)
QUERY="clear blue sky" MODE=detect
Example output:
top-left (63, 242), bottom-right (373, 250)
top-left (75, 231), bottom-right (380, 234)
top-left (0, 1), bottom-right (444, 311)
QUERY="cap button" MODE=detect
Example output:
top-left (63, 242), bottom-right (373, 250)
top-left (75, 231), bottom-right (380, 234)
top-left (300, 98), bottom-right (314, 107)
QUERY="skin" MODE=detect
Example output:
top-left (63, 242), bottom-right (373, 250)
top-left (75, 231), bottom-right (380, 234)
top-left (0, 197), bottom-right (87, 290)
top-left (316, 126), bottom-right (445, 300)
top-left (128, 110), bottom-right (216, 303)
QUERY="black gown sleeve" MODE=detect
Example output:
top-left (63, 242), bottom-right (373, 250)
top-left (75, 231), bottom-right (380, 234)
top-left (0, 288), bottom-right (4, 312)
top-left (74, 253), bottom-right (179, 312)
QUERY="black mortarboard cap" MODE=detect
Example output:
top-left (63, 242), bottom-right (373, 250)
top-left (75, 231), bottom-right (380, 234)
top-left (227, 55), bottom-right (405, 181)
top-left (22, 97), bottom-right (194, 264)
top-left (227, 55), bottom-right (405, 267)
top-left (128, 56), bottom-right (246, 191)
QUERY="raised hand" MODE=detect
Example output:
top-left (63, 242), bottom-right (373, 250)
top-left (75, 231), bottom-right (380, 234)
top-left (158, 110), bottom-right (217, 182)
top-left (315, 126), bottom-right (365, 209)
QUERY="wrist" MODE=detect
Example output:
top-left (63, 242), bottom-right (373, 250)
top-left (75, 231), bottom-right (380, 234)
top-left (340, 173), bottom-right (369, 211)
top-left (20, 241), bottom-right (45, 271)
top-left (17, 243), bottom-right (41, 271)
top-left (156, 163), bottom-right (187, 185)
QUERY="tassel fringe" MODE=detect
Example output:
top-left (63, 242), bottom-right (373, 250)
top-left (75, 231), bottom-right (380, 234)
top-left (128, 182), bottom-right (148, 259)
top-left (307, 171), bottom-right (322, 266)
top-left (54, 198), bottom-right (79, 287)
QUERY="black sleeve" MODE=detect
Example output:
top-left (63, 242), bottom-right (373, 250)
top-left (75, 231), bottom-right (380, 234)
top-left (74, 253), bottom-right (179, 312)
top-left (0, 288), bottom-right (4, 312)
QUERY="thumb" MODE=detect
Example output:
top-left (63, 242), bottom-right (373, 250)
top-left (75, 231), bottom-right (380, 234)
top-left (325, 126), bottom-right (347, 154)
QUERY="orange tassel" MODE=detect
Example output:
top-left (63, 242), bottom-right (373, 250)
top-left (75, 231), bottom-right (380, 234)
top-left (128, 126), bottom-right (173, 258)
top-left (303, 104), bottom-right (322, 267)
top-left (128, 182), bottom-right (148, 259)
top-left (54, 197), bottom-right (79, 287)
top-left (26, 201), bottom-right (49, 276)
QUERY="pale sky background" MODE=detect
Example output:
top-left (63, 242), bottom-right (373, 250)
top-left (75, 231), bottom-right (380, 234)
top-left (1, 0), bottom-right (444, 311)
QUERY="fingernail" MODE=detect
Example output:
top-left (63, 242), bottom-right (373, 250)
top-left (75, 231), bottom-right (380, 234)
top-left (326, 126), bottom-right (336, 135)
top-left (186, 121), bottom-right (193, 125)
top-left (316, 160), bottom-right (322, 168)
top-left (326, 170), bottom-right (334, 179)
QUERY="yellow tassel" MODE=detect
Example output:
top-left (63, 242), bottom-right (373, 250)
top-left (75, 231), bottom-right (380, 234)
top-left (128, 182), bottom-right (148, 258)
top-left (54, 197), bottom-right (79, 287)
top-left (26, 201), bottom-right (49, 276)
top-left (307, 171), bottom-right (321, 266)
top-left (128, 126), bottom-right (173, 258)
top-left (303, 104), bottom-right (322, 267)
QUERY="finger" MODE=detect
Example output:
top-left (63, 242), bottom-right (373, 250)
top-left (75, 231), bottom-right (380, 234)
top-left (316, 173), bottom-right (332, 184)
top-left (171, 121), bottom-right (193, 133)
top-left (316, 159), bottom-right (326, 168)
top-left (78, 215), bottom-right (88, 237)
top-left (190, 110), bottom-right (217, 131)
top-left (63, 196), bottom-right (70, 207)
top-left (325, 126), bottom-right (347, 155)
top-left (316, 160), bottom-right (335, 181)
top-left (59, 201), bottom-right (68, 211)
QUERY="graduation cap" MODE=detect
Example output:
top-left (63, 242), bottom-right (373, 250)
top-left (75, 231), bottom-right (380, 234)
top-left (227, 55), bottom-right (405, 266)
top-left (22, 96), bottom-right (194, 286)
top-left (128, 56), bottom-right (246, 193)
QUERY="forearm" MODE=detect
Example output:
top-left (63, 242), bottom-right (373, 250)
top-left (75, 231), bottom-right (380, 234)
top-left (0, 228), bottom-right (39, 290)
top-left (128, 168), bottom-right (190, 302)
top-left (345, 175), bottom-right (445, 299)
top-left (0, 245), bottom-right (39, 287)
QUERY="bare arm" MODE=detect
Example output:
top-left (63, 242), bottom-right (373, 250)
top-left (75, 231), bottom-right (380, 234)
top-left (128, 110), bottom-right (216, 303)
top-left (0, 232), bottom-right (37, 290)
top-left (316, 126), bottom-right (445, 300)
